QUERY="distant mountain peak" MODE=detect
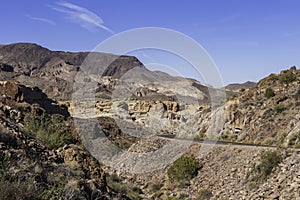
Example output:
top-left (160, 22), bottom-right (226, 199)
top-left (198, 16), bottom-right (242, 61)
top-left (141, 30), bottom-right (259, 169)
top-left (225, 81), bottom-right (257, 91)
top-left (0, 43), bottom-right (145, 99)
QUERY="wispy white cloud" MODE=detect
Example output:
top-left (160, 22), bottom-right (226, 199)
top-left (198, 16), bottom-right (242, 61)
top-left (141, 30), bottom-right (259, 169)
top-left (26, 15), bottom-right (56, 26)
top-left (51, 2), bottom-right (114, 34)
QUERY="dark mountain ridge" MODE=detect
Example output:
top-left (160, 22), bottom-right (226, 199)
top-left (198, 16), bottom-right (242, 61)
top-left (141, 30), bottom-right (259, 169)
top-left (0, 43), bottom-right (145, 100)
top-left (225, 81), bottom-right (257, 91)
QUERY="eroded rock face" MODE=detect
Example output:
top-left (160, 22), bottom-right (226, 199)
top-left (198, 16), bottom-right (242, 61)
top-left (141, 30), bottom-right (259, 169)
top-left (0, 81), bottom-right (69, 117)
top-left (217, 69), bottom-right (300, 145)
top-left (0, 81), bottom-right (19, 100)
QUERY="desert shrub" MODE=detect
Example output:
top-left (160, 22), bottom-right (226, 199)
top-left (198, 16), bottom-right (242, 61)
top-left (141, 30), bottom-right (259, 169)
top-left (249, 150), bottom-right (282, 184)
top-left (274, 103), bottom-right (287, 113)
top-left (265, 88), bottom-right (275, 98)
top-left (23, 113), bottom-right (76, 149)
top-left (39, 176), bottom-right (68, 200)
top-left (0, 179), bottom-right (38, 200)
top-left (219, 132), bottom-right (237, 141)
top-left (290, 65), bottom-right (297, 71)
top-left (268, 74), bottom-right (279, 81)
top-left (0, 156), bottom-right (10, 182)
top-left (106, 173), bottom-right (142, 200)
top-left (167, 156), bottom-right (200, 182)
top-left (279, 70), bottom-right (297, 86)
top-left (196, 188), bottom-right (213, 200)
top-left (0, 157), bottom-right (38, 200)
top-left (257, 151), bottom-right (282, 177)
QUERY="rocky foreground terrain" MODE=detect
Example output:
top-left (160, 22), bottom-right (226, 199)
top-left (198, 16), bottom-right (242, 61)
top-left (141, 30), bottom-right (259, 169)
top-left (0, 43), bottom-right (299, 199)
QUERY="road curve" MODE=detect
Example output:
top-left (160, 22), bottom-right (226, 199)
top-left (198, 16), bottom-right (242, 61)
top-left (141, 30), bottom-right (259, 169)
top-left (157, 134), bottom-right (300, 150)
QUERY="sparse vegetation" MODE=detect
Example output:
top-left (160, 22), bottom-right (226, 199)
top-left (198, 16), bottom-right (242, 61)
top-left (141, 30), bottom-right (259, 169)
top-left (274, 103), bottom-right (289, 113)
top-left (262, 137), bottom-right (276, 145)
top-left (39, 176), bottom-right (69, 200)
top-left (23, 113), bottom-right (76, 149)
top-left (219, 132), bottom-right (237, 141)
top-left (257, 150), bottom-right (282, 177)
top-left (0, 179), bottom-right (38, 200)
top-left (196, 188), bottom-right (213, 200)
top-left (248, 150), bottom-right (282, 185)
top-left (265, 88), bottom-right (275, 98)
top-left (168, 156), bottom-right (200, 182)
top-left (268, 73), bottom-right (279, 81)
top-left (106, 173), bottom-right (143, 200)
top-left (0, 156), bottom-right (10, 182)
top-left (0, 156), bottom-right (39, 200)
top-left (290, 65), bottom-right (297, 71)
top-left (279, 69), bottom-right (297, 86)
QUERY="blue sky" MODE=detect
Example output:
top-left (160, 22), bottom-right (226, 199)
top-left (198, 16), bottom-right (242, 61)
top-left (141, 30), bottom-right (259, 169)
top-left (1, 0), bottom-right (300, 85)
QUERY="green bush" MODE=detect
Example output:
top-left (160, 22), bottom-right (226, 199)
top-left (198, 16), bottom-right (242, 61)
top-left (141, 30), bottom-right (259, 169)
top-left (290, 65), bottom-right (297, 71)
top-left (274, 104), bottom-right (287, 113)
top-left (39, 176), bottom-right (68, 200)
top-left (23, 113), bottom-right (76, 149)
top-left (249, 150), bottom-right (282, 183)
top-left (168, 156), bottom-right (200, 182)
top-left (279, 70), bottom-right (297, 86)
top-left (256, 151), bottom-right (282, 177)
top-left (265, 88), bottom-right (275, 98)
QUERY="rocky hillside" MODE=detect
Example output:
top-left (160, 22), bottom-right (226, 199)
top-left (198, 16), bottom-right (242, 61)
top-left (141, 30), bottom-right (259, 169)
top-left (0, 43), bottom-right (300, 199)
top-left (215, 66), bottom-right (300, 146)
